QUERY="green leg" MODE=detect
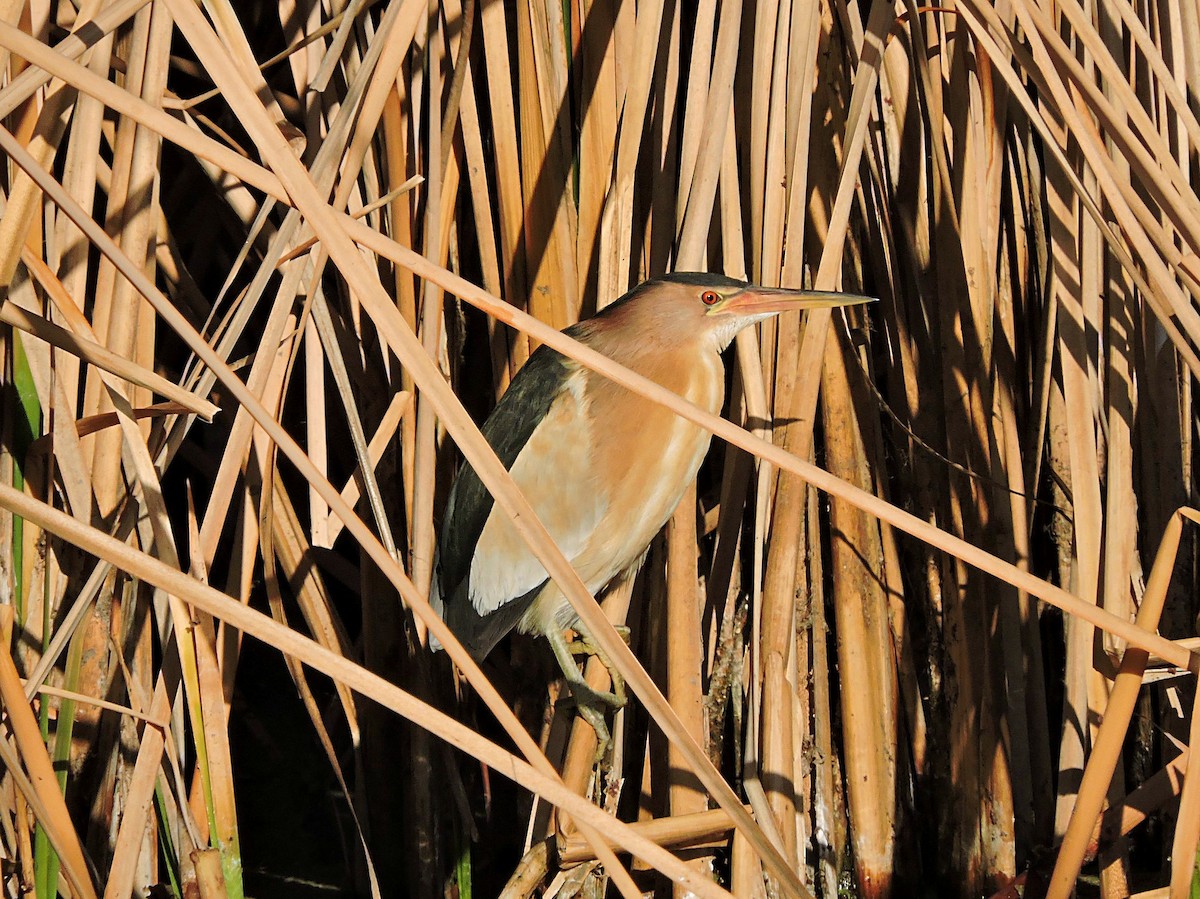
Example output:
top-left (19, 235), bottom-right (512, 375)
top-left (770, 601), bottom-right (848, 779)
top-left (563, 625), bottom-right (630, 707)
top-left (545, 626), bottom-right (625, 760)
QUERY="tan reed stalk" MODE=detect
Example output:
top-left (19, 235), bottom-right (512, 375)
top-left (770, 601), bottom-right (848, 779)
top-left (1046, 123), bottom-right (1101, 843)
top-left (182, 492), bottom-right (238, 861)
top-left (0, 300), bottom-right (215, 419)
top-left (747, 0), bottom-right (778, 282)
top-left (926, 10), bottom-right (1016, 888)
top-left (27, 683), bottom-right (166, 727)
top-left (559, 805), bottom-right (745, 865)
top-left (1087, 14), bottom-right (1149, 890)
top-left (79, 3), bottom-right (156, 516)
top-left (674, 0), bottom-right (740, 265)
top-left (101, 375), bottom-right (232, 890)
top-left (821, 320), bottom-right (898, 898)
top-left (597, 0), bottom-right (663, 301)
top-left (992, 142), bottom-right (1052, 855)
top-left (1075, 82), bottom-right (1129, 896)
top-left (805, 480), bottom-right (841, 896)
top-left (666, 483), bottom-right (709, 894)
top-left (378, 86), bottom-right (420, 532)
top-left (1168, 688), bottom-right (1200, 899)
top-left (410, 2), bottom-right (445, 602)
top-left (477, 0), bottom-right (528, 368)
top-left (672, 0), bottom-right (714, 231)
top-left (304, 323), bottom-right (329, 550)
top-left (515, 0), bottom-right (576, 330)
top-left (574, 0), bottom-right (617, 303)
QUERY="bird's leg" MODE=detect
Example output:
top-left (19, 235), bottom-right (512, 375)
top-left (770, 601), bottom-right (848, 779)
top-left (545, 626), bottom-right (624, 760)
top-left (565, 621), bottom-right (628, 708)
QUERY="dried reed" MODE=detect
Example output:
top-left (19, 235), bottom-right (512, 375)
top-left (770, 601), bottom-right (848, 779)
top-left (0, 1), bottom-right (1197, 897)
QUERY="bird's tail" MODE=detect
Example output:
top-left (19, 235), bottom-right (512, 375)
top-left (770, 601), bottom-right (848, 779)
top-left (428, 560), bottom-right (447, 652)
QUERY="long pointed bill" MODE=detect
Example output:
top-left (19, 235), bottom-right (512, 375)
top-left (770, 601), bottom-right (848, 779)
top-left (717, 286), bottom-right (876, 315)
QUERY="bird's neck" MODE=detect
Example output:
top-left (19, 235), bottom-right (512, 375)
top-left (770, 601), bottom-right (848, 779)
top-left (576, 322), bottom-right (724, 411)
top-left (578, 317), bottom-right (720, 369)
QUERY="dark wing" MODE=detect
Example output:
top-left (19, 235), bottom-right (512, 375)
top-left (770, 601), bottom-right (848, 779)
top-left (435, 343), bottom-right (576, 657)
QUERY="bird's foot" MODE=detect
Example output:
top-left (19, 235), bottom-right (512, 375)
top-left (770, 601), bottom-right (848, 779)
top-left (565, 624), bottom-right (631, 656)
top-left (608, 667), bottom-right (627, 708)
top-left (547, 626), bottom-right (626, 762)
top-left (570, 683), bottom-right (618, 763)
top-left (572, 679), bottom-right (624, 710)
top-left (565, 630), bottom-right (628, 709)
top-left (571, 673), bottom-right (627, 763)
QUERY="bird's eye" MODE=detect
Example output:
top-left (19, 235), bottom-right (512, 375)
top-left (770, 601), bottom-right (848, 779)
top-left (701, 290), bottom-right (720, 306)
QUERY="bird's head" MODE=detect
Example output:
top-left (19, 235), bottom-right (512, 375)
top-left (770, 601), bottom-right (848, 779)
top-left (600, 272), bottom-right (875, 353)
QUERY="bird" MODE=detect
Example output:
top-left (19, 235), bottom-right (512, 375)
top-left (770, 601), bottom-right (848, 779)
top-left (431, 272), bottom-right (873, 751)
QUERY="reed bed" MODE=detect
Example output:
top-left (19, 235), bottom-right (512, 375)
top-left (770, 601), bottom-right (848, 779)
top-left (0, 0), bottom-right (1197, 897)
